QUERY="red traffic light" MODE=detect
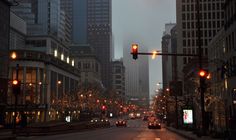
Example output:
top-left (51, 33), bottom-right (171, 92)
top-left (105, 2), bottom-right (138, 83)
top-left (199, 70), bottom-right (207, 77)
top-left (12, 80), bottom-right (21, 94)
top-left (131, 44), bottom-right (138, 60)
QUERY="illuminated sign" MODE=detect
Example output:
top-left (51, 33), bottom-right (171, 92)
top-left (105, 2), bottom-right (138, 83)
top-left (183, 109), bottom-right (193, 124)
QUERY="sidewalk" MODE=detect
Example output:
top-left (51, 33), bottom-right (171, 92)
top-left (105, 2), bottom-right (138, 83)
top-left (165, 126), bottom-right (223, 140)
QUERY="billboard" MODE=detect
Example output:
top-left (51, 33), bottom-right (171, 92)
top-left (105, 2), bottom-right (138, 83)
top-left (183, 109), bottom-right (193, 124)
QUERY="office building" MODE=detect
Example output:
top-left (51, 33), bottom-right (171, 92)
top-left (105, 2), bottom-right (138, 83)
top-left (87, 0), bottom-right (113, 89)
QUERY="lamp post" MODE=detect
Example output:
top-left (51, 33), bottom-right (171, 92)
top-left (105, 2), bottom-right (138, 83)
top-left (13, 64), bottom-right (19, 134)
top-left (10, 51), bottom-right (19, 134)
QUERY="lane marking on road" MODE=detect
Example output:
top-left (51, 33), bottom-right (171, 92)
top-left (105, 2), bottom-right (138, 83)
top-left (155, 138), bottom-right (161, 140)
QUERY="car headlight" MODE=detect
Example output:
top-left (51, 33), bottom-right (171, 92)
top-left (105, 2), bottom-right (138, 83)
top-left (91, 120), bottom-right (94, 122)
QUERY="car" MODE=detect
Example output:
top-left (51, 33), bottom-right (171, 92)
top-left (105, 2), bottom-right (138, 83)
top-left (148, 121), bottom-right (161, 129)
top-left (116, 119), bottom-right (127, 127)
top-left (101, 118), bottom-right (110, 124)
top-left (143, 115), bottom-right (149, 121)
top-left (129, 113), bottom-right (136, 119)
top-left (90, 117), bottom-right (100, 123)
top-left (135, 112), bottom-right (141, 118)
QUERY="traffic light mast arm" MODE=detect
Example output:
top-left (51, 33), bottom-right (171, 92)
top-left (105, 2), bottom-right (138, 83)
top-left (130, 52), bottom-right (198, 57)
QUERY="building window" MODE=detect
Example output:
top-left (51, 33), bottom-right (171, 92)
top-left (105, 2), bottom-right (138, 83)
top-left (183, 57), bottom-right (187, 64)
top-left (183, 40), bottom-right (186, 46)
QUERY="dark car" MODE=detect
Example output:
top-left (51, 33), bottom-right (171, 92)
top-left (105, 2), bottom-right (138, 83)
top-left (143, 115), bottom-right (149, 121)
top-left (101, 118), bottom-right (110, 124)
top-left (116, 119), bottom-right (127, 127)
top-left (90, 117), bottom-right (100, 123)
top-left (148, 121), bottom-right (161, 129)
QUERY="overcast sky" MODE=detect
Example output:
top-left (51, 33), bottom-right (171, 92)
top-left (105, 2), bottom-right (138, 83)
top-left (112, 0), bottom-right (176, 97)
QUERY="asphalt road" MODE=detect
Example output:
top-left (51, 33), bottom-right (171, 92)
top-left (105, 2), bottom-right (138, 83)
top-left (17, 119), bottom-right (187, 140)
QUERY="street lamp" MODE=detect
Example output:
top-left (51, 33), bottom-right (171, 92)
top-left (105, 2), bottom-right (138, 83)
top-left (11, 52), bottom-right (17, 60)
top-left (57, 80), bottom-right (62, 85)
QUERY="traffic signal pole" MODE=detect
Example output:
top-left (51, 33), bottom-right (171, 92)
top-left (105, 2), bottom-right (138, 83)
top-left (196, 0), bottom-right (206, 135)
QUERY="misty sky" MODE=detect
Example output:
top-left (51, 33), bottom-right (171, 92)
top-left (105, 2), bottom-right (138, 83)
top-left (112, 0), bottom-right (176, 97)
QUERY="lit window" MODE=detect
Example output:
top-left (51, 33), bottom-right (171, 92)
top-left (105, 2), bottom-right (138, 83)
top-left (67, 57), bottom-right (70, 63)
top-left (61, 54), bottom-right (64, 61)
top-left (54, 50), bottom-right (58, 57)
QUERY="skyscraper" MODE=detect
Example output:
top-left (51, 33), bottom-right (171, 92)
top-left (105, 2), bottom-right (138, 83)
top-left (176, 0), bottom-right (225, 79)
top-left (12, 0), bottom-right (71, 43)
top-left (161, 23), bottom-right (176, 90)
top-left (61, 0), bottom-right (85, 44)
top-left (87, 0), bottom-right (112, 89)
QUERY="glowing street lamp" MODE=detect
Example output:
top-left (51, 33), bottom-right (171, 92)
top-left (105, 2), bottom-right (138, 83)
top-left (152, 51), bottom-right (158, 59)
top-left (11, 52), bottom-right (17, 59)
top-left (57, 80), bottom-right (62, 85)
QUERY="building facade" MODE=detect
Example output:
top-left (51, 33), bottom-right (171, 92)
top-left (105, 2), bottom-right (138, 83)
top-left (176, 0), bottom-right (225, 81)
top-left (208, 28), bottom-right (226, 132)
top-left (0, 0), bottom-right (11, 126)
top-left (5, 11), bottom-right (80, 124)
top-left (70, 44), bottom-right (102, 85)
top-left (111, 59), bottom-right (125, 101)
top-left (87, 0), bottom-right (113, 89)
top-left (222, 0), bottom-right (236, 134)
top-left (12, 0), bottom-right (71, 43)
top-left (162, 23), bottom-right (176, 90)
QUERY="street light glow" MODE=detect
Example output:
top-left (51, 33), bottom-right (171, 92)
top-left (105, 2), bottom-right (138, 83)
top-left (152, 51), bottom-right (158, 59)
top-left (12, 80), bottom-right (18, 85)
top-left (11, 52), bottom-right (17, 59)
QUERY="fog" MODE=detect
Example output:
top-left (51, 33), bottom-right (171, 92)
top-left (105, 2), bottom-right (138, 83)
top-left (112, 0), bottom-right (176, 97)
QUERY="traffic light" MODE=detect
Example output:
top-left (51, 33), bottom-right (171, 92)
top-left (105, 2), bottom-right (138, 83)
top-left (12, 80), bottom-right (21, 94)
top-left (131, 44), bottom-right (138, 60)
top-left (199, 70), bottom-right (207, 77)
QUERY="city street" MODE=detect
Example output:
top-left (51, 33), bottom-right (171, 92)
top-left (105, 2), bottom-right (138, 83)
top-left (17, 119), bottom-right (186, 140)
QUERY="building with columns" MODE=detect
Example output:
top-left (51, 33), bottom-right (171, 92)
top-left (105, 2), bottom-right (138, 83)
top-left (5, 12), bottom-right (80, 124)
